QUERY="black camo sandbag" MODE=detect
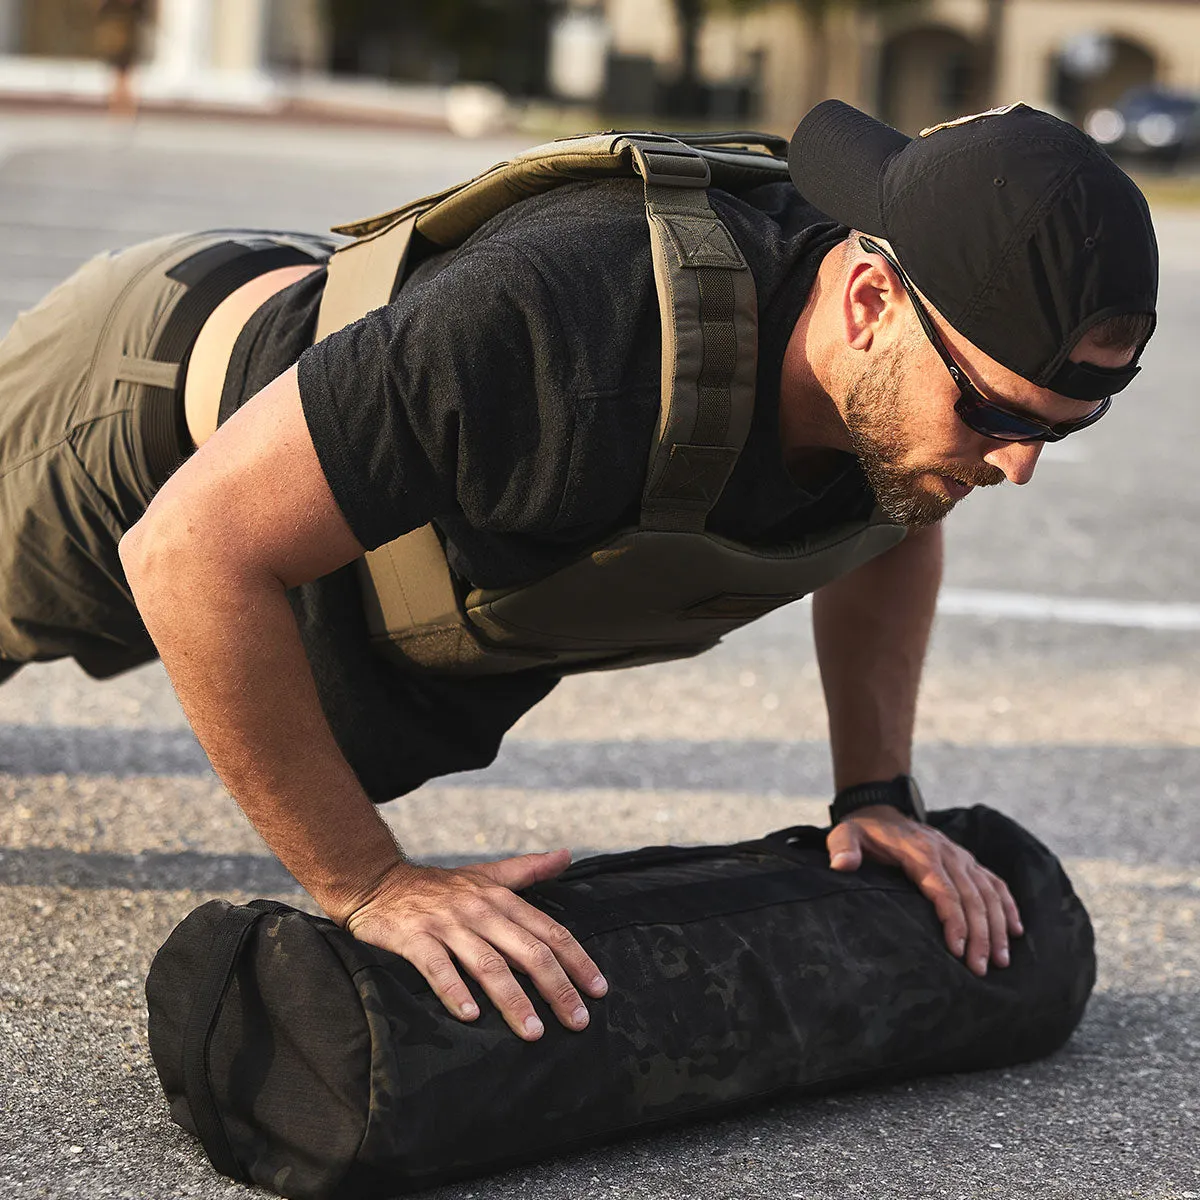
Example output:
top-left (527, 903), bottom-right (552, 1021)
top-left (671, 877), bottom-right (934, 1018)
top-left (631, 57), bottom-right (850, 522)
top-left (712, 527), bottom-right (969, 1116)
top-left (145, 806), bottom-right (1095, 1199)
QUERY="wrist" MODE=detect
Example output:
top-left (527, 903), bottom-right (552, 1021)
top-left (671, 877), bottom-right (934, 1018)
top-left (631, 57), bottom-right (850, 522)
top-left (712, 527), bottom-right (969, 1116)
top-left (314, 842), bottom-right (415, 928)
top-left (829, 774), bottom-right (927, 826)
top-left (325, 860), bottom-right (406, 927)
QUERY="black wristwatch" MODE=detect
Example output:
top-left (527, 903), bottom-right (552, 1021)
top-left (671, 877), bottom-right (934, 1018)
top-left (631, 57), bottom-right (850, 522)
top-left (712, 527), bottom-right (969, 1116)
top-left (829, 774), bottom-right (927, 825)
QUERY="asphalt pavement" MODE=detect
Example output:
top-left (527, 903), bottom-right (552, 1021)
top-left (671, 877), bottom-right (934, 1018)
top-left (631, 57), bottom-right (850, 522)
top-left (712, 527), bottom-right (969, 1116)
top-left (0, 111), bottom-right (1197, 1200)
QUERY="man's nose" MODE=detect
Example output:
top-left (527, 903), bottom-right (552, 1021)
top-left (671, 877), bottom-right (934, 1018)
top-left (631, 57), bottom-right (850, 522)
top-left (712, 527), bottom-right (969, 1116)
top-left (983, 440), bottom-right (1044, 485)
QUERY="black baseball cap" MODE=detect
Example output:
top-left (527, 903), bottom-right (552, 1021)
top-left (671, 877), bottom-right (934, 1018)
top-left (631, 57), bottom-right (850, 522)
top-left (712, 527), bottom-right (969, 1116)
top-left (788, 100), bottom-right (1158, 402)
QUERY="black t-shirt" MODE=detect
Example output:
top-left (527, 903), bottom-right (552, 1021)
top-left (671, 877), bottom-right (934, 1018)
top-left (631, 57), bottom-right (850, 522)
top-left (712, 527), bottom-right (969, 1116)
top-left (219, 178), bottom-right (875, 800)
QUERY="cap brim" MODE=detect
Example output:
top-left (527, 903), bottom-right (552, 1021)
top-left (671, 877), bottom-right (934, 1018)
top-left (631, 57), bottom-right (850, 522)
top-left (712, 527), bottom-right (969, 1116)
top-left (788, 100), bottom-right (911, 235)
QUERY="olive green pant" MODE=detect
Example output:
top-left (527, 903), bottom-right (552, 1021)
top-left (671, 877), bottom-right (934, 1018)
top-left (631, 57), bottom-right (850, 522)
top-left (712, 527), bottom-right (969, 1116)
top-left (0, 230), bottom-right (329, 681)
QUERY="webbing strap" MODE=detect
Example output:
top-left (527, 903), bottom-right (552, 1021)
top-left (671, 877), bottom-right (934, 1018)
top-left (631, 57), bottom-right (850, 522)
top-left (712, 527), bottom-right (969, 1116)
top-left (538, 850), bottom-right (912, 943)
top-left (313, 213), bottom-right (419, 344)
top-left (625, 138), bottom-right (757, 533)
top-left (180, 904), bottom-right (266, 1184)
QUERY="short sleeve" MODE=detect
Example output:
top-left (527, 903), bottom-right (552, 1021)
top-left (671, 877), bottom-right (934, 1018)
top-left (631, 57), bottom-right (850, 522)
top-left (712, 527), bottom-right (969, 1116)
top-left (296, 243), bottom-right (580, 552)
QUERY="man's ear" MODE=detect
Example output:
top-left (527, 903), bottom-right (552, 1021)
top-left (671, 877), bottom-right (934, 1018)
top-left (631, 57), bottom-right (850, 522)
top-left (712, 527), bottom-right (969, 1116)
top-left (843, 253), bottom-right (902, 353)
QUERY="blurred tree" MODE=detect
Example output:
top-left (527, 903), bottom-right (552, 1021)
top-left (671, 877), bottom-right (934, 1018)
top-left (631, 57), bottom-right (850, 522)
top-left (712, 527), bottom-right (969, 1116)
top-left (671, 0), bottom-right (924, 116)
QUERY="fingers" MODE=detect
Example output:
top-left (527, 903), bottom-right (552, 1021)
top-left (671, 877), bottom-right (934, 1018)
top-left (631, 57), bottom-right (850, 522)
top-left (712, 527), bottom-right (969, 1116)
top-left (443, 929), bottom-right (550, 1041)
top-left (410, 920), bottom-right (584, 1043)
top-left (927, 857), bottom-right (1020, 976)
top-left (982, 878), bottom-right (1010, 970)
top-left (978, 867), bottom-right (1015, 968)
top-left (478, 848), bottom-right (573, 891)
top-left (404, 932), bottom-right (483, 1024)
top-left (913, 860), bottom-right (968, 959)
top-left (826, 823), bottom-right (864, 872)
top-left (996, 873), bottom-right (1025, 938)
top-left (439, 896), bottom-right (604, 1040)
top-left (943, 859), bottom-right (993, 976)
top-left (953, 860), bottom-right (1027, 974)
top-left (508, 897), bottom-right (609, 999)
top-left (462, 910), bottom-right (596, 1038)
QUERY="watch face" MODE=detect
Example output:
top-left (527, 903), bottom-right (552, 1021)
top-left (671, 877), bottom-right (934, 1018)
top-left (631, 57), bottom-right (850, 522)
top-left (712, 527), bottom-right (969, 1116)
top-left (903, 776), bottom-right (928, 822)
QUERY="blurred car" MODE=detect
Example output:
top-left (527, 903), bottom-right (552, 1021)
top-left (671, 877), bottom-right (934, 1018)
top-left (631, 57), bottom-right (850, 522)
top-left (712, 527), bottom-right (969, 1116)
top-left (1085, 86), bottom-right (1200, 165)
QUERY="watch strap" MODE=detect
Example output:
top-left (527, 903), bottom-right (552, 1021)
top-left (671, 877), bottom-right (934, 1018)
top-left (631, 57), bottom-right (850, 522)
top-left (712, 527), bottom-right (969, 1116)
top-left (829, 774), bottom-right (927, 825)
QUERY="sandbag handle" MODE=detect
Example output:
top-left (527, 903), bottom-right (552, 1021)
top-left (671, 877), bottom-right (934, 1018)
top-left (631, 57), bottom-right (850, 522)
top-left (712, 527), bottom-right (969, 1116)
top-left (555, 830), bottom-right (825, 884)
top-left (181, 900), bottom-right (290, 1184)
top-left (555, 840), bottom-right (747, 882)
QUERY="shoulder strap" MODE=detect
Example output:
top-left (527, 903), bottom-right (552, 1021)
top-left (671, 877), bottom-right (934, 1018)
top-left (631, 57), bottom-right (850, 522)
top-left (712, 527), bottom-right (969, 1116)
top-left (624, 137), bottom-right (756, 532)
top-left (313, 213), bottom-right (418, 343)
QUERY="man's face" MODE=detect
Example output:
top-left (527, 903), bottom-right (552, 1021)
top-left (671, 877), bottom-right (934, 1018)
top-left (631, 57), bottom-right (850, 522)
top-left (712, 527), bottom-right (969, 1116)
top-left (840, 308), bottom-right (1134, 528)
top-left (842, 326), bottom-right (1005, 526)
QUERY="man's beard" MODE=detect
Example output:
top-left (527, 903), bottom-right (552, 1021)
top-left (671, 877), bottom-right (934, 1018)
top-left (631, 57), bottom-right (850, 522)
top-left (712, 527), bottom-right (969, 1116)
top-left (843, 338), bottom-right (1005, 527)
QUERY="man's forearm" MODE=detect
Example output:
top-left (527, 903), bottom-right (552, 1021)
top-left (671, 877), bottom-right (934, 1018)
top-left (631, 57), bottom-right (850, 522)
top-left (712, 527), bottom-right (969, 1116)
top-left (120, 524), bottom-right (403, 923)
top-left (812, 523), bottom-right (943, 789)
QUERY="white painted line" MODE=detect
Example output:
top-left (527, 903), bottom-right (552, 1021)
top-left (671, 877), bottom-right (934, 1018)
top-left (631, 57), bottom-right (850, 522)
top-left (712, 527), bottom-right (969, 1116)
top-left (935, 588), bottom-right (1200, 631)
top-left (761, 590), bottom-right (1200, 635)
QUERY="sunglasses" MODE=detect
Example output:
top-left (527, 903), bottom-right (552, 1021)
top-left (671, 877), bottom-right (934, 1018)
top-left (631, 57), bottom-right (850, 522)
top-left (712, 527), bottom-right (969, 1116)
top-left (858, 236), bottom-right (1111, 444)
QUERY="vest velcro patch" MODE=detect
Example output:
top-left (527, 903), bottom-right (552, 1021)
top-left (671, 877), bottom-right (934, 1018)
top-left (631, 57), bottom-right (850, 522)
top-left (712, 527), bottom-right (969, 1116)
top-left (649, 443), bottom-right (739, 505)
top-left (658, 213), bottom-right (748, 270)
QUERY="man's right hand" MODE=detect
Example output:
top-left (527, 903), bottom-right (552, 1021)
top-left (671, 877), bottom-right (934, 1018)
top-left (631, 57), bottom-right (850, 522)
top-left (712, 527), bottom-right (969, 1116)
top-left (343, 850), bottom-right (608, 1042)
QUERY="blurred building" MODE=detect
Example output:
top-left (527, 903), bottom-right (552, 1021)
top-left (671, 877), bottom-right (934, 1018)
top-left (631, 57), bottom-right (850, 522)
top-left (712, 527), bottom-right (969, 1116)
top-left (0, 0), bottom-right (1196, 136)
top-left (554, 0), bottom-right (1200, 134)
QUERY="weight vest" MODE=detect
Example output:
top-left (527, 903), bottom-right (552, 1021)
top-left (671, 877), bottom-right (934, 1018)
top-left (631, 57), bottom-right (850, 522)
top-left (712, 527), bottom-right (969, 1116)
top-left (314, 131), bottom-right (907, 677)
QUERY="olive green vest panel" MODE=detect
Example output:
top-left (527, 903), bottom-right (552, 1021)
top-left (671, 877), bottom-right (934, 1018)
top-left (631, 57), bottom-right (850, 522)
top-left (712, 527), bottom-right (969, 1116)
top-left (359, 514), bottom-right (907, 677)
top-left (314, 132), bottom-right (906, 677)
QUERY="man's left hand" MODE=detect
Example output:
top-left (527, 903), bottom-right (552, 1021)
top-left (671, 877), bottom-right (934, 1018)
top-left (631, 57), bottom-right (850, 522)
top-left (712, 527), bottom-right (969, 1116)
top-left (827, 805), bottom-right (1024, 976)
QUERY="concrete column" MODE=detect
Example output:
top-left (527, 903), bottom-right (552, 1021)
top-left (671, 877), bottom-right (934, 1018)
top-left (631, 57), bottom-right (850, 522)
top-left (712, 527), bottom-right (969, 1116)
top-left (211, 0), bottom-right (268, 74)
top-left (549, 9), bottom-right (611, 100)
top-left (152, 0), bottom-right (214, 89)
top-left (145, 0), bottom-right (274, 105)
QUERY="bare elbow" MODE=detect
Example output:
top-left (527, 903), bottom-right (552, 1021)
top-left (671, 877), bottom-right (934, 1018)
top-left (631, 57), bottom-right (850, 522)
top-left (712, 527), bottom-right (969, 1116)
top-left (117, 518), bottom-right (147, 583)
top-left (118, 501), bottom-right (192, 612)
